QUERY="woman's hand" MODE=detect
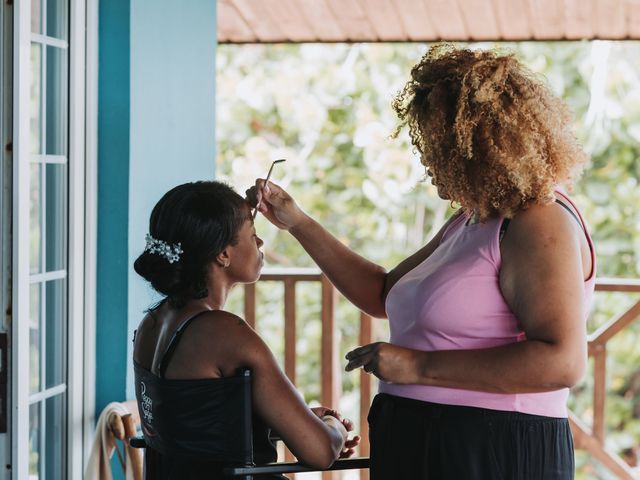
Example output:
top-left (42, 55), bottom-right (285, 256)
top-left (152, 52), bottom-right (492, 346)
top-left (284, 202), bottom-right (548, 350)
top-left (310, 406), bottom-right (341, 420)
top-left (345, 342), bottom-right (423, 384)
top-left (339, 431), bottom-right (360, 458)
top-left (310, 407), bottom-right (361, 458)
top-left (246, 180), bottom-right (307, 230)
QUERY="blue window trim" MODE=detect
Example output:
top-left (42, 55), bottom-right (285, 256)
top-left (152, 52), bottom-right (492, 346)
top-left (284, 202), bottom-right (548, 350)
top-left (96, 0), bottom-right (130, 415)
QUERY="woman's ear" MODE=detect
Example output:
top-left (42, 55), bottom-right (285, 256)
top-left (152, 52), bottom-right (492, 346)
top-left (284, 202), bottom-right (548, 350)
top-left (215, 249), bottom-right (231, 268)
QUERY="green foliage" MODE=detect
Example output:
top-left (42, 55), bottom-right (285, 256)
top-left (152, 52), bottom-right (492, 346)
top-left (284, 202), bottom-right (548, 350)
top-left (217, 41), bottom-right (640, 477)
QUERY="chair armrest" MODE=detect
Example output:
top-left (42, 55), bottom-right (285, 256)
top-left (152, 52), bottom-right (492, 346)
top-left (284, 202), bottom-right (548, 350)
top-left (129, 436), bottom-right (147, 449)
top-left (224, 457), bottom-right (370, 476)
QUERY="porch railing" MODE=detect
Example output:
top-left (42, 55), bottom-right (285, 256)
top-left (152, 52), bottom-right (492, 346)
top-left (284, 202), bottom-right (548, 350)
top-left (569, 278), bottom-right (640, 479)
top-left (243, 271), bottom-right (640, 479)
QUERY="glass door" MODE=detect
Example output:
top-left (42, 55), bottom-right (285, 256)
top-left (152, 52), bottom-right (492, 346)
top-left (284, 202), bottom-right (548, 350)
top-left (28, 0), bottom-right (69, 478)
top-left (11, 0), bottom-right (87, 478)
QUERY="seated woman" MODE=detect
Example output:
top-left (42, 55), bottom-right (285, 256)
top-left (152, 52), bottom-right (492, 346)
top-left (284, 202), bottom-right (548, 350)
top-left (132, 180), bottom-right (358, 479)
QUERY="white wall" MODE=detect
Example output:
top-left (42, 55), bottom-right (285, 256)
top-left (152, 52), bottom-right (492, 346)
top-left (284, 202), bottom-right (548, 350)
top-left (127, 0), bottom-right (217, 398)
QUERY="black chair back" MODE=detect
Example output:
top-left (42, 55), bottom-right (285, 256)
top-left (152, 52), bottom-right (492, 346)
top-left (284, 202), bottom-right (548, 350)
top-left (134, 364), bottom-right (255, 466)
top-left (131, 367), bottom-right (369, 479)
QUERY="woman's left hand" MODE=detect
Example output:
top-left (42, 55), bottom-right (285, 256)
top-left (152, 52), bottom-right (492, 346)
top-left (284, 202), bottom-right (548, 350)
top-left (310, 406), bottom-right (361, 457)
top-left (310, 406), bottom-right (341, 420)
top-left (345, 342), bottom-right (422, 384)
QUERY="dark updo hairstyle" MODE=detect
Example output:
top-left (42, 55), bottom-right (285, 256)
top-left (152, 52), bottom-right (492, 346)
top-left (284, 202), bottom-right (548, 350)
top-left (134, 181), bottom-right (247, 308)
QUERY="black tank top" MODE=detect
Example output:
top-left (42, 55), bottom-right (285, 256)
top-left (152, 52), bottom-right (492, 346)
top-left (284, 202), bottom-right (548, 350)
top-left (133, 311), bottom-right (282, 479)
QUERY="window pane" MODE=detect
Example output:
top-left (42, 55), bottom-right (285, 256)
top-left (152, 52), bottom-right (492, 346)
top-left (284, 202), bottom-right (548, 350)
top-left (44, 394), bottom-right (67, 478)
top-left (45, 46), bottom-right (68, 156)
top-left (30, 284), bottom-right (42, 394)
top-left (46, 0), bottom-right (68, 41)
top-left (30, 43), bottom-right (42, 155)
top-left (30, 163), bottom-right (42, 274)
top-left (28, 395), bottom-right (66, 480)
top-left (45, 279), bottom-right (67, 389)
top-left (31, 0), bottom-right (42, 34)
top-left (45, 164), bottom-right (68, 272)
top-left (28, 403), bottom-right (40, 478)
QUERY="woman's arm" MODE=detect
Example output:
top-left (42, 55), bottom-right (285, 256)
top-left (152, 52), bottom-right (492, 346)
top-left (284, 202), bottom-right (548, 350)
top-left (346, 202), bottom-right (592, 393)
top-left (252, 181), bottom-right (461, 318)
top-left (212, 312), bottom-right (349, 468)
top-left (253, 180), bottom-right (388, 318)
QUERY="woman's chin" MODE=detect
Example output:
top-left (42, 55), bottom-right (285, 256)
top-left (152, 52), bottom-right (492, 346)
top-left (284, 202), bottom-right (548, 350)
top-left (253, 265), bottom-right (263, 283)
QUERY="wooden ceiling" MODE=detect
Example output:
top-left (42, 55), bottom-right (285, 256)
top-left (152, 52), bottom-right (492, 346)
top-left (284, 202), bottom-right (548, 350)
top-left (218, 0), bottom-right (640, 43)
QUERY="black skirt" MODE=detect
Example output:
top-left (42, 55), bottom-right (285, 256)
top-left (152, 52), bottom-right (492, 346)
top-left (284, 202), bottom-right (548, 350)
top-left (368, 393), bottom-right (574, 480)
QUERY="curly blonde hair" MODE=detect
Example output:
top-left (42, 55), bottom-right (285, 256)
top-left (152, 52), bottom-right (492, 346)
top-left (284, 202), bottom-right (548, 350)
top-left (393, 44), bottom-right (587, 220)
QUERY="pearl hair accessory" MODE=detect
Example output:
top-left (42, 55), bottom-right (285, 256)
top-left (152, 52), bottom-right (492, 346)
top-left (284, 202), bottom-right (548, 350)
top-left (144, 234), bottom-right (183, 264)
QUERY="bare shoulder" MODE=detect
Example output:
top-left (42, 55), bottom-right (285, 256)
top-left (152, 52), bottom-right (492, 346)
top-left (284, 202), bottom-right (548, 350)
top-left (136, 309), bottom-right (159, 333)
top-left (184, 310), bottom-right (261, 343)
top-left (179, 310), bottom-right (275, 372)
top-left (503, 202), bottom-right (583, 253)
top-left (500, 201), bottom-right (591, 285)
top-left (133, 310), bottom-right (162, 361)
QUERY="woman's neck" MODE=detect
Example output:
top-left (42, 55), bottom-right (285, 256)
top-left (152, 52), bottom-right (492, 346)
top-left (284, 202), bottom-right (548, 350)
top-left (467, 210), bottom-right (481, 225)
top-left (197, 273), bottom-right (234, 310)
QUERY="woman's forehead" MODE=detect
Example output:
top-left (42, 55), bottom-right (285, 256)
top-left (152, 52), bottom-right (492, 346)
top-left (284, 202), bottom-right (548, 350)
top-left (240, 202), bottom-right (252, 219)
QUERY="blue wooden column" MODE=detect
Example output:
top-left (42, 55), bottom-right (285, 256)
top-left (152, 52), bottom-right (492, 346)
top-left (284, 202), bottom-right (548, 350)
top-left (96, 0), bottom-right (217, 415)
top-left (96, 0), bottom-right (131, 416)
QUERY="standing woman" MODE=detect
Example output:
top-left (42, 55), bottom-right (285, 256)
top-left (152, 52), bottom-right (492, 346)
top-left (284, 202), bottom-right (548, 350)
top-left (251, 45), bottom-right (595, 479)
top-left (132, 181), bottom-right (357, 479)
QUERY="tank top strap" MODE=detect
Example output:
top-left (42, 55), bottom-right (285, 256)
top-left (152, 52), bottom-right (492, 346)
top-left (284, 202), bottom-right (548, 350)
top-left (554, 189), bottom-right (596, 281)
top-left (158, 311), bottom-right (210, 378)
top-left (554, 190), bottom-right (586, 231)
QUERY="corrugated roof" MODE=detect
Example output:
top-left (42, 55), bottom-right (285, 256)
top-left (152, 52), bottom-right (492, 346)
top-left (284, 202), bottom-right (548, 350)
top-left (218, 0), bottom-right (640, 43)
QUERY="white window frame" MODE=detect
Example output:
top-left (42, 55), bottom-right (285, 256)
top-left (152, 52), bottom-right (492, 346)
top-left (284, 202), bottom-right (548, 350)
top-left (11, 0), bottom-right (94, 478)
top-left (83, 0), bottom-right (99, 469)
top-left (12, 2), bottom-right (32, 477)
top-left (68, 0), bottom-right (90, 477)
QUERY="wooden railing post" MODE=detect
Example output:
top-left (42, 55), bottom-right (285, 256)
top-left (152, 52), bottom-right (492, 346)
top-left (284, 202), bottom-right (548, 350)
top-left (284, 279), bottom-right (297, 466)
top-left (321, 275), bottom-right (340, 480)
top-left (284, 279), bottom-right (297, 384)
top-left (359, 312), bottom-right (373, 480)
top-left (320, 275), bottom-right (340, 406)
top-left (592, 344), bottom-right (606, 443)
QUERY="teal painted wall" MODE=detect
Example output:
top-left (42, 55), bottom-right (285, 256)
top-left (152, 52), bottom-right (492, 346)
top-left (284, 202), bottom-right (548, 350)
top-left (96, 0), bottom-right (130, 416)
top-left (127, 0), bottom-right (217, 399)
top-left (97, 0), bottom-right (217, 411)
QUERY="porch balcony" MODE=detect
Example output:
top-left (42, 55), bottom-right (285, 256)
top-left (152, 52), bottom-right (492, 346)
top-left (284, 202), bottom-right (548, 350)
top-left (231, 271), bottom-right (640, 479)
top-left (7, 1), bottom-right (640, 479)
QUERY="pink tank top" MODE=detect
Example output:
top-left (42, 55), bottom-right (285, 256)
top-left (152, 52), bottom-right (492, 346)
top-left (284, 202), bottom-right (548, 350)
top-left (380, 192), bottom-right (596, 417)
